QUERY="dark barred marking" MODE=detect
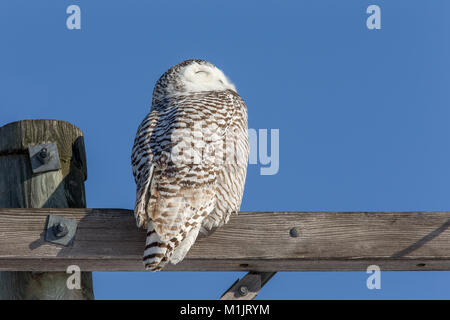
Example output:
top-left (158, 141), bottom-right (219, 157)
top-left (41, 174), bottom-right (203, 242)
top-left (143, 253), bottom-right (165, 261)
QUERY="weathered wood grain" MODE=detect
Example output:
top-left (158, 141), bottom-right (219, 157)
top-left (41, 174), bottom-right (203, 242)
top-left (1, 209), bottom-right (450, 271)
top-left (0, 120), bottom-right (93, 300)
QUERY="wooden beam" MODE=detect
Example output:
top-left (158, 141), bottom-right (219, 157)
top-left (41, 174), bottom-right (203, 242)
top-left (1, 209), bottom-right (450, 271)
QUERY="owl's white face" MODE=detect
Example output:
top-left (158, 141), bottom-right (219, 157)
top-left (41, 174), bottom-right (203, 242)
top-left (178, 62), bottom-right (236, 93)
top-left (152, 60), bottom-right (237, 105)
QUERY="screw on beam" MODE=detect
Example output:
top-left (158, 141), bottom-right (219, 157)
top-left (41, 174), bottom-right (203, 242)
top-left (290, 227), bottom-right (300, 238)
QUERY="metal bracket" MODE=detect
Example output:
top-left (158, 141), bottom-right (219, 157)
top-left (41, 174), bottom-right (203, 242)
top-left (220, 271), bottom-right (276, 300)
top-left (28, 142), bottom-right (61, 174)
top-left (45, 214), bottom-right (78, 246)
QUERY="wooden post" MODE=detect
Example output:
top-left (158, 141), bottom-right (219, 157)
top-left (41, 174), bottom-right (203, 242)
top-left (0, 120), bottom-right (94, 300)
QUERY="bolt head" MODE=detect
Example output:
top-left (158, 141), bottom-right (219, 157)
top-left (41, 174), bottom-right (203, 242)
top-left (40, 148), bottom-right (48, 158)
top-left (53, 222), bottom-right (68, 238)
top-left (38, 148), bottom-right (51, 164)
top-left (238, 285), bottom-right (248, 296)
top-left (290, 227), bottom-right (300, 238)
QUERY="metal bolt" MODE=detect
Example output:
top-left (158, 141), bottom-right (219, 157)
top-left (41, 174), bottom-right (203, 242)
top-left (53, 222), bottom-right (68, 238)
top-left (238, 285), bottom-right (248, 297)
top-left (38, 148), bottom-right (50, 164)
top-left (290, 227), bottom-right (300, 238)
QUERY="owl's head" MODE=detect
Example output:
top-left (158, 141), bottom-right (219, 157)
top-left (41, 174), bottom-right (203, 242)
top-left (152, 59), bottom-right (236, 105)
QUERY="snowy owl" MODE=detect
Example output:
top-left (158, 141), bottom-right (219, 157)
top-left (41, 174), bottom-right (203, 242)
top-left (131, 59), bottom-right (249, 271)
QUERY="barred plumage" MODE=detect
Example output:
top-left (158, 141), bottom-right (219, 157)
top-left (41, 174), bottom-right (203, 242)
top-left (131, 60), bottom-right (249, 271)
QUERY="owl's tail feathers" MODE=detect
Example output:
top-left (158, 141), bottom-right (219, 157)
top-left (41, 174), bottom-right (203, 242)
top-left (170, 226), bottom-right (201, 264)
top-left (143, 223), bottom-right (171, 272)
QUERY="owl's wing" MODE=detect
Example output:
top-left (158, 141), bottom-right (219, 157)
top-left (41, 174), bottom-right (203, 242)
top-left (132, 109), bottom-right (160, 228)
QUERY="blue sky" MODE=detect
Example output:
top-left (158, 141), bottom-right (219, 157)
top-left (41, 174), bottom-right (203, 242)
top-left (1, 0), bottom-right (450, 299)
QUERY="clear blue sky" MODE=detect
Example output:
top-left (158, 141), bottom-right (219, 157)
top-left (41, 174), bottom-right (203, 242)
top-left (1, 0), bottom-right (450, 299)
